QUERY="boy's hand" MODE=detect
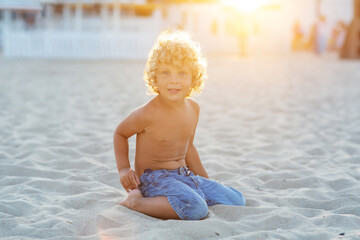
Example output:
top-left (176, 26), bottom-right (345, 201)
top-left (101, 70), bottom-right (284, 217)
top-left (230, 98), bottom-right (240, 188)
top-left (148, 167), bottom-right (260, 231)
top-left (119, 168), bottom-right (141, 193)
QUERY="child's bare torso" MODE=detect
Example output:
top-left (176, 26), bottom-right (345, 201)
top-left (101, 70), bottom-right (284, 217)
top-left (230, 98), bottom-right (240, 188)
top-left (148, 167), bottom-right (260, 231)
top-left (134, 98), bottom-right (198, 177)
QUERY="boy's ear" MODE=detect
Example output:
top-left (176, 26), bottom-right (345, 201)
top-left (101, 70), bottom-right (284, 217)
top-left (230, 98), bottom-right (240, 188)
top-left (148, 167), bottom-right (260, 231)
top-left (191, 77), bottom-right (195, 88)
top-left (152, 78), bottom-right (158, 91)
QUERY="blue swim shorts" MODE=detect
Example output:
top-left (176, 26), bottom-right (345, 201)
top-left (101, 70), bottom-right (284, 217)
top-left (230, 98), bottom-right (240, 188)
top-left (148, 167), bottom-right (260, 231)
top-left (139, 166), bottom-right (246, 220)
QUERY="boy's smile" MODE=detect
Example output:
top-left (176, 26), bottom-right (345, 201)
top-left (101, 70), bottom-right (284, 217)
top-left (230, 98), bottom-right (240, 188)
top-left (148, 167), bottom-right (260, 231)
top-left (168, 88), bottom-right (181, 94)
top-left (155, 63), bottom-right (192, 102)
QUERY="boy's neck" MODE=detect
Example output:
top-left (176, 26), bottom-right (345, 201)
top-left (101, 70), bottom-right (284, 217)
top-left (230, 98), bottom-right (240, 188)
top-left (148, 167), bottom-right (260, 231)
top-left (156, 95), bottom-right (186, 110)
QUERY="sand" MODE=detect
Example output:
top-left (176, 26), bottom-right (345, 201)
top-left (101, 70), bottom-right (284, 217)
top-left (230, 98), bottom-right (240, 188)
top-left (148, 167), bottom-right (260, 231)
top-left (0, 52), bottom-right (360, 240)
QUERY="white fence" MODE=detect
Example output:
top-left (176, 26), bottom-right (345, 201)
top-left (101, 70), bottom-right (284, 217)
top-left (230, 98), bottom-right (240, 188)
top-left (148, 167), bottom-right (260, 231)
top-left (3, 29), bottom-right (241, 59)
top-left (3, 29), bottom-right (160, 59)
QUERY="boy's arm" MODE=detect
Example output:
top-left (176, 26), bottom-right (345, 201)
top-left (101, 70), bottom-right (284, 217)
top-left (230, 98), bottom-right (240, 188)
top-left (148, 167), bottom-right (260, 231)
top-left (185, 99), bottom-right (209, 179)
top-left (114, 107), bottom-right (148, 192)
top-left (185, 137), bottom-right (209, 179)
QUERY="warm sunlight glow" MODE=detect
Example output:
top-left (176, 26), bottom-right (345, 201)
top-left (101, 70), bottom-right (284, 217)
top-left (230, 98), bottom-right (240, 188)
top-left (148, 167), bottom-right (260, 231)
top-left (221, 0), bottom-right (270, 13)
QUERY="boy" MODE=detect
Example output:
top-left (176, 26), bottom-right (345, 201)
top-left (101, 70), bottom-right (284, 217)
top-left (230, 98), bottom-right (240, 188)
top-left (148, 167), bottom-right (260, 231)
top-left (114, 30), bottom-right (245, 220)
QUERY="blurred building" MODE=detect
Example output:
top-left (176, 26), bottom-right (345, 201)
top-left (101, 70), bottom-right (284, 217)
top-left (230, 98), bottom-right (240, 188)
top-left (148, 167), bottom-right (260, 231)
top-left (0, 0), bottom-right (161, 59)
top-left (341, 0), bottom-right (360, 58)
top-left (0, 0), bottom-right (354, 59)
top-left (0, 1), bottom-right (42, 48)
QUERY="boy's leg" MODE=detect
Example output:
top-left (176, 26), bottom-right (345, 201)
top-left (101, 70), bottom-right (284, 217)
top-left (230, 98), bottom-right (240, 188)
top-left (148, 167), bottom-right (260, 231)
top-left (120, 189), bottom-right (180, 219)
top-left (194, 176), bottom-right (246, 206)
top-left (121, 172), bottom-right (209, 220)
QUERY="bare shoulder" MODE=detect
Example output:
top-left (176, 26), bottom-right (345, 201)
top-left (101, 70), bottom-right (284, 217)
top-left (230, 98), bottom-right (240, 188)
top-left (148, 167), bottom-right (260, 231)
top-left (115, 98), bottom-right (156, 138)
top-left (129, 98), bottom-right (156, 123)
top-left (186, 98), bottom-right (200, 115)
top-left (140, 98), bottom-right (158, 117)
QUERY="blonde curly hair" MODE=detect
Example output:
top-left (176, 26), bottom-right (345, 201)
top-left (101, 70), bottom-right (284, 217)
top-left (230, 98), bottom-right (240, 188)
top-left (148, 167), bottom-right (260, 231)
top-left (144, 30), bottom-right (207, 97)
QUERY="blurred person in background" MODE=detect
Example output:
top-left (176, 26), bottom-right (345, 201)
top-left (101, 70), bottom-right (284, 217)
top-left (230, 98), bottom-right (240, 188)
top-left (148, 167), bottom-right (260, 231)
top-left (291, 20), bottom-right (304, 51)
top-left (315, 15), bottom-right (328, 54)
top-left (328, 20), bottom-right (347, 52)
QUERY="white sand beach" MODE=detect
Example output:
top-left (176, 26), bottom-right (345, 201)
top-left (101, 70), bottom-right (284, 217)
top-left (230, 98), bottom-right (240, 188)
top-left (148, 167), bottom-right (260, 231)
top-left (0, 53), bottom-right (360, 240)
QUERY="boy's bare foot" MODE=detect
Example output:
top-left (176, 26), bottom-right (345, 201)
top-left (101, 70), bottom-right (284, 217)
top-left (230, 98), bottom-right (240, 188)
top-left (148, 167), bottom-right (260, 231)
top-left (119, 189), bottom-right (180, 219)
top-left (120, 189), bottom-right (143, 210)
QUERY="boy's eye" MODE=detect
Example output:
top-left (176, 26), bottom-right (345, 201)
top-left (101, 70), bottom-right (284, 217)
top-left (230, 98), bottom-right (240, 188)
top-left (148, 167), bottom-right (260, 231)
top-left (179, 71), bottom-right (189, 77)
top-left (160, 70), bottom-right (170, 76)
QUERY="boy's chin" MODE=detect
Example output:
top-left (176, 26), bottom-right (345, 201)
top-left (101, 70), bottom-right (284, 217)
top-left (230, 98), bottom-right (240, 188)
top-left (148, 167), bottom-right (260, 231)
top-left (159, 93), bottom-right (186, 101)
top-left (167, 95), bottom-right (185, 101)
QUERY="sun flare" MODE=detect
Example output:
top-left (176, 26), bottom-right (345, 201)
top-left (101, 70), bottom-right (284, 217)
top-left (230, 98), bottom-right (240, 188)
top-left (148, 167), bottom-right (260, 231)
top-left (220, 0), bottom-right (270, 13)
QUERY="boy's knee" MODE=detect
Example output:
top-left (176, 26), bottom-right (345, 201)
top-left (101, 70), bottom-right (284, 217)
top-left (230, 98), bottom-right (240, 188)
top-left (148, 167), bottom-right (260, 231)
top-left (171, 195), bottom-right (208, 220)
top-left (186, 198), bottom-right (208, 220)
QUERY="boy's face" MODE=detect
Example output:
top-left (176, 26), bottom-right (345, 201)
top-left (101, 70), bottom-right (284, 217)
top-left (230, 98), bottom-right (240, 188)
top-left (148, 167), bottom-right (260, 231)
top-left (155, 63), bottom-right (192, 102)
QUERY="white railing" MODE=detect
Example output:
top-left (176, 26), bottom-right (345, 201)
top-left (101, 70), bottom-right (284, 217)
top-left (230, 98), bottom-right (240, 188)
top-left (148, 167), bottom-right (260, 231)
top-left (3, 28), bottom-right (241, 59)
top-left (3, 29), bottom-right (159, 59)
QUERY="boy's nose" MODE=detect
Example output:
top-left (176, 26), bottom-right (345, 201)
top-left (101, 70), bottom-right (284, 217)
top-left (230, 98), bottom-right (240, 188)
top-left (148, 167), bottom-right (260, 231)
top-left (170, 76), bottom-right (180, 83)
